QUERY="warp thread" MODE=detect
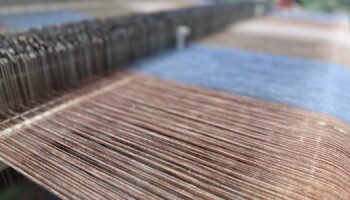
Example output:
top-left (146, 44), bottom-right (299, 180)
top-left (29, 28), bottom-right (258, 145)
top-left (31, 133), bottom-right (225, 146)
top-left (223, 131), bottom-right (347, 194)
top-left (0, 74), bottom-right (349, 199)
top-left (0, 1), bottom-right (268, 119)
top-left (1, 2), bottom-right (349, 199)
top-left (131, 44), bottom-right (350, 124)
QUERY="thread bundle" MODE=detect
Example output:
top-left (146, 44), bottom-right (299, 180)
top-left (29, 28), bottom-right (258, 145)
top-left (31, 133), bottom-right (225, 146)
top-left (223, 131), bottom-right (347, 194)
top-left (131, 44), bottom-right (350, 124)
top-left (201, 16), bottom-right (350, 67)
top-left (0, 1), bottom-right (272, 192)
top-left (1, 73), bottom-right (350, 199)
top-left (2, 1), bottom-right (349, 199)
top-left (0, 1), bottom-right (270, 119)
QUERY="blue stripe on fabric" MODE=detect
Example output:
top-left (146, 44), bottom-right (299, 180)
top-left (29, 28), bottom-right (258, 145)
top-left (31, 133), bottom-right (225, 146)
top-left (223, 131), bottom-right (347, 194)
top-left (271, 10), bottom-right (349, 25)
top-left (131, 45), bottom-right (350, 123)
top-left (0, 10), bottom-right (89, 30)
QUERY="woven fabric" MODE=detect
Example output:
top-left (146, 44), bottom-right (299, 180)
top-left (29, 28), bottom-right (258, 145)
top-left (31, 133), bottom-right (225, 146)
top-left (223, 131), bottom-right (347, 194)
top-left (0, 10), bottom-right (89, 30)
top-left (132, 45), bottom-right (350, 123)
top-left (1, 7), bottom-right (350, 200)
top-left (271, 10), bottom-right (350, 25)
top-left (1, 73), bottom-right (349, 199)
top-left (201, 16), bottom-right (350, 67)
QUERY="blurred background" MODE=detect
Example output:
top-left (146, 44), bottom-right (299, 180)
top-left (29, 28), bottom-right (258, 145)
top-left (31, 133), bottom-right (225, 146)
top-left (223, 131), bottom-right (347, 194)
top-left (0, 0), bottom-right (199, 33)
top-left (0, 0), bottom-right (350, 32)
top-left (0, 0), bottom-right (349, 33)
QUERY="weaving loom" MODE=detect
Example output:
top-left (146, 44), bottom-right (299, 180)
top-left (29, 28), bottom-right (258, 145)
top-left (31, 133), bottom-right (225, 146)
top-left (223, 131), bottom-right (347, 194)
top-left (1, 0), bottom-right (350, 199)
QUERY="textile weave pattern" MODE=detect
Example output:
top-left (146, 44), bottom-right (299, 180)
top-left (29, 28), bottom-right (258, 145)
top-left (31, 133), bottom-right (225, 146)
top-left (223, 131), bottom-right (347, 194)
top-left (1, 73), bottom-right (350, 199)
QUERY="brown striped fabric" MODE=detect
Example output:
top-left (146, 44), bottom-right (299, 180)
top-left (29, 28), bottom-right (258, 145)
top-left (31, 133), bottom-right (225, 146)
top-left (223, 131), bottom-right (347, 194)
top-left (201, 17), bottom-right (350, 67)
top-left (256, 16), bottom-right (350, 31)
top-left (1, 73), bottom-right (349, 199)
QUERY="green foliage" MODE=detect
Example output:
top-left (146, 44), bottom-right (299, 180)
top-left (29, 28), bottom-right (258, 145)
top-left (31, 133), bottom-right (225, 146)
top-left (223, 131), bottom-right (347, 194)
top-left (299, 0), bottom-right (350, 13)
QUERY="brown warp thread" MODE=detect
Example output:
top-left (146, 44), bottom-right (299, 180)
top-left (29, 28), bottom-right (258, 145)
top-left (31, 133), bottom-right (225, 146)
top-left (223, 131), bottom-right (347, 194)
top-left (0, 73), bottom-right (350, 199)
top-left (200, 18), bottom-right (350, 68)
